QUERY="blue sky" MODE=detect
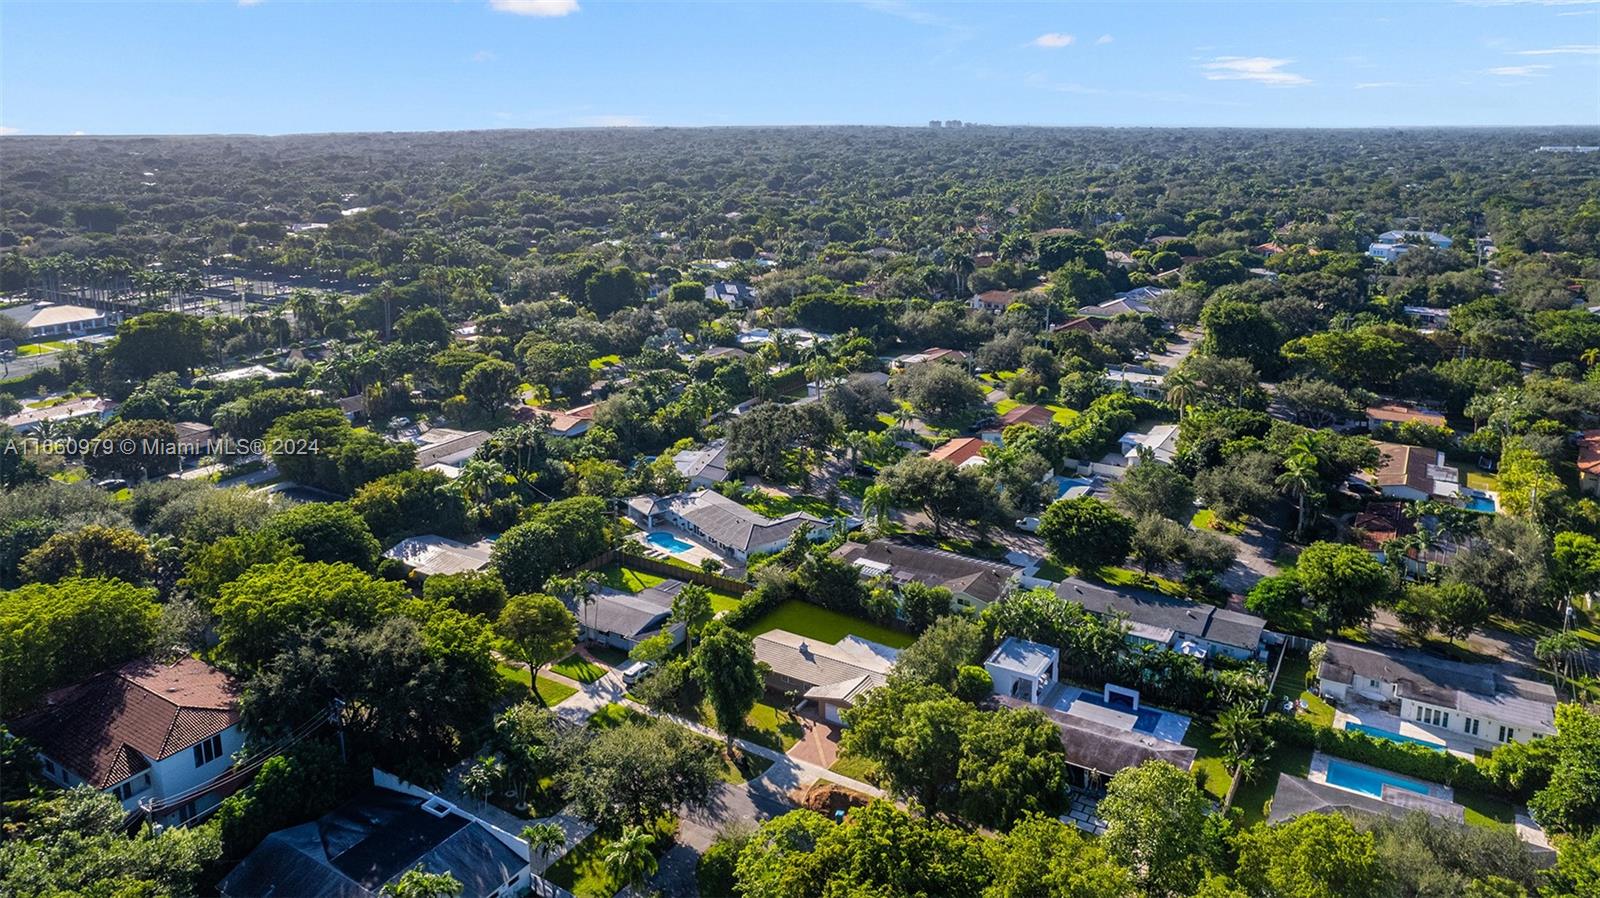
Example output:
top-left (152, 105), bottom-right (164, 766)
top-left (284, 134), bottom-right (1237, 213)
top-left (2, 1), bottom-right (1597, 134)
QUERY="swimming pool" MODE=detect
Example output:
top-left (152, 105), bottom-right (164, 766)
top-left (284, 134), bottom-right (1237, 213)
top-left (1069, 691), bottom-right (1164, 734)
top-left (1345, 722), bottom-right (1446, 751)
top-left (1464, 495), bottom-right (1497, 514)
top-left (1325, 759), bottom-right (1430, 798)
top-left (645, 531), bottom-right (695, 553)
top-left (1055, 476), bottom-right (1094, 499)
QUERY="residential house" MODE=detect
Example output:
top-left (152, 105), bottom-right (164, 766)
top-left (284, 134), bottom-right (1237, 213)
top-left (219, 777), bottom-right (530, 898)
top-left (1078, 288), bottom-right (1163, 319)
top-left (171, 421), bottom-right (217, 458)
top-left (382, 534), bottom-right (494, 578)
top-left (1318, 641), bottom-right (1557, 746)
top-left (1579, 430), bottom-right (1600, 497)
top-left (1051, 315), bottom-right (1108, 335)
top-left (528, 404), bottom-right (596, 439)
top-left (1367, 441), bottom-right (1461, 502)
top-left (1367, 230), bottom-right (1453, 264)
top-left (574, 581), bottom-right (688, 651)
top-left (1118, 423), bottom-right (1180, 467)
top-left (1403, 306), bottom-right (1452, 330)
top-left (9, 658), bottom-right (244, 826)
top-left (706, 281), bottom-right (757, 309)
top-left (1366, 402), bottom-right (1447, 431)
top-left (624, 489), bottom-right (828, 562)
top-left (928, 436), bottom-right (988, 469)
top-left (411, 428), bottom-right (491, 469)
top-left (750, 629), bottom-right (896, 724)
top-left (0, 301), bottom-right (122, 338)
top-left (2, 396), bottom-right (118, 433)
top-left (833, 540), bottom-right (1021, 612)
top-left (1104, 367), bottom-right (1165, 401)
top-left (1053, 578), bottom-right (1268, 661)
top-left (699, 345), bottom-right (751, 363)
top-left (1267, 772), bottom-right (1470, 829)
top-left (892, 347), bottom-right (967, 369)
top-left (995, 695), bottom-right (1197, 790)
top-left (984, 637), bottom-right (1059, 703)
top-left (969, 290), bottom-right (1016, 314)
top-left (203, 364), bottom-right (287, 384)
top-left (674, 439), bottom-right (731, 488)
top-left (980, 403), bottom-right (1056, 443)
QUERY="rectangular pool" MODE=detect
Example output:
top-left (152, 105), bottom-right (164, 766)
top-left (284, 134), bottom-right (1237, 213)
top-left (1345, 722), bottom-right (1446, 751)
top-left (645, 531), bottom-right (694, 553)
top-left (1325, 759), bottom-right (1429, 798)
top-left (1465, 495), bottom-right (1496, 514)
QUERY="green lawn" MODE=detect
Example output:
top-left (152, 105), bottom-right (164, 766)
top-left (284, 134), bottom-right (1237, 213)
top-left (593, 561), bottom-right (743, 613)
top-left (16, 341), bottom-right (68, 356)
top-left (741, 599), bottom-right (914, 649)
top-left (1034, 558), bottom-right (1070, 583)
top-left (545, 816), bottom-right (677, 898)
top-left (829, 750), bottom-right (881, 785)
top-left (1092, 565), bottom-right (1189, 599)
top-left (742, 701), bottom-right (806, 752)
top-left (719, 749), bottom-right (776, 784)
top-left (1182, 724), bottom-right (1233, 804)
top-left (586, 702), bottom-right (647, 730)
top-left (588, 353), bottom-right (622, 370)
top-left (586, 644), bottom-right (633, 668)
top-left (496, 663), bottom-right (579, 707)
top-left (1460, 791), bottom-right (1519, 829)
top-left (551, 654), bottom-right (607, 684)
top-left (1191, 509), bottom-right (1246, 536)
top-left (739, 489), bottom-right (844, 520)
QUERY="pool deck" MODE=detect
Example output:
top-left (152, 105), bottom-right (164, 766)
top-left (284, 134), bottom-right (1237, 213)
top-left (627, 526), bottom-right (726, 570)
top-left (1310, 752), bottom-right (1453, 801)
top-left (1333, 707), bottom-right (1482, 760)
top-left (1044, 684), bottom-right (1191, 744)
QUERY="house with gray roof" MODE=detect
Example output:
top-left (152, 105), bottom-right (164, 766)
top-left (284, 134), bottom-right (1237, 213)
top-left (218, 783), bottom-right (530, 898)
top-left (625, 489), bottom-right (827, 562)
top-left (995, 694), bottom-right (1196, 788)
top-left (673, 440), bottom-right (730, 489)
top-left (1053, 578), bottom-right (1267, 661)
top-left (751, 629), bottom-right (896, 724)
top-left (832, 540), bottom-right (1020, 612)
top-left (1317, 641), bottom-right (1556, 746)
top-left (574, 580), bottom-right (688, 651)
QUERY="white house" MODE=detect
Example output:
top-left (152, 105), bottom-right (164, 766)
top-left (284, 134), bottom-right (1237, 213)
top-left (1105, 367), bottom-right (1166, 401)
top-left (1119, 423), bottom-right (1180, 467)
top-left (985, 637), bottom-right (1060, 704)
top-left (706, 281), bottom-right (757, 309)
top-left (673, 439), bottom-right (731, 488)
top-left (10, 658), bottom-right (245, 826)
top-left (0, 301), bottom-right (122, 339)
top-left (1054, 578), bottom-right (1267, 662)
top-left (1318, 641), bottom-right (1557, 746)
top-left (1367, 441), bottom-right (1461, 503)
top-left (751, 629), bottom-right (896, 724)
top-left (1367, 230), bottom-right (1453, 263)
top-left (574, 581), bottom-right (688, 652)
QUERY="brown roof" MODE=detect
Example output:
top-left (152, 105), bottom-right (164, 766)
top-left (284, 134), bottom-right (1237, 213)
top-left (1373, 441), bottom-right (1439, 495)
top-left (10, 658), bottom-right (240, 788)
top-left (1352, 501), bottom-right (1414, 551)
top-left (929, 437), bottom-right (987, 467)
top-left (972, 290), bottom-right (1016, 307)
top-left (998, 404), bottom-right (1055, 428)
top-left (1366, 403), bottom-right (1446, 427)
top-left (833, 539), bottom-right (1021, 606)
top-left (1052, 315), bottom-right (1107, 334)
top-left (1578, 430), bottom-right (1600, 476)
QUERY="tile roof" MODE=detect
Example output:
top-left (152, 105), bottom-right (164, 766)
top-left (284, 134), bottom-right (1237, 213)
top-left (998, 404), bottom-right (1056, 428)
top-left (1579, 430), bottom-right (1600, 476)
top-left (1366, 403), bottom-right (1447, 427)
top-left (10, 658), bottom-right (240, 788)
top-left (928, 437), bottom-right (987, 467)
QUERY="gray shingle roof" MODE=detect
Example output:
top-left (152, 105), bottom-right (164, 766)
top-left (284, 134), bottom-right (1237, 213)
top-left (1319, 641), bottom-right (1556, 732)
top-left (997, 695), bottom-right (1195, 776)
top-left (1052, 579), bottom-right (1265, 652)
top-left (833, 540), bottom-right (1020, 606)
top-left (576, 582), bottom-right (683, 642)
top-left (752, 629), bottom-right (893, 691)
top-left (645, 489), bottom-right (825, 554)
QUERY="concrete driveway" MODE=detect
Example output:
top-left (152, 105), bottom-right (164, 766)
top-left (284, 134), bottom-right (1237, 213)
top-left (655, 779), bottom-right (796, 897)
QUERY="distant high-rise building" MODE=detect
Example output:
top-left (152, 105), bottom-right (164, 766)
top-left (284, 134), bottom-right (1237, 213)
top-left (944, 119), bottom-right (963, 128)
top-left (928, 120), bottom-right (942, 128)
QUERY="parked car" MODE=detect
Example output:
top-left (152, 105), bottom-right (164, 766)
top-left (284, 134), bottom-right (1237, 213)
top-left (1016, 516), bottom-right (1041, 532)
top-left (619, 660), bottom-right (654, 685)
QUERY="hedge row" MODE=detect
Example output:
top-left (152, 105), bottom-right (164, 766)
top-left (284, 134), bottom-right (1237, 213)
top-left (1271, 715), bottom-right (1505, 797)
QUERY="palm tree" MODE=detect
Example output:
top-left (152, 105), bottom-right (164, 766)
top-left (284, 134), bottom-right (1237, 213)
top-left (1213, 705), bottom-right (1274, 811)
top-left (1275, 453), bottom-right (1320, 541)
top-left (1580, 347), bottom-right (1600, 371)
top-left (1536, 631), bottom-right (1589, 700)
top-left (521, 822), bottom-right (567, 866)
top-left (382, 867), bottom-right (462, 898)
top-left (461, 756), bottom-right (502, 811)
top-left (862, 484), bottom-right (892, 536)
top-left (603, 825), bottom-right (658, 895)
top-left (1163, 366), bottom-right (1198, 419)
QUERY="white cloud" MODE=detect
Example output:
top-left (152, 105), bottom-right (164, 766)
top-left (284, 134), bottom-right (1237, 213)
top-left (1515, 43), bottom-right (1600, 54)
top-left (1485, 63), bottom-right (1552, 75)
top-left (1095, 34), bottom-right (1114, 45)
top-left (1032, 32), bottom-right (1074, 48)
top-left (1355, 81), bottom-right (1406, 89)
top-left (1199, 56), bottom-right (1311, 86)
top-left (578, 114), bottom-right (647, 127)
top-left (489, 0), bottom-right (579, 17)
top-left (0, 126), bottom-right (19, 135)
top-left (70, 130), bottom-right (86, 136)
top-left (471, 50), bottom-right (497, 63)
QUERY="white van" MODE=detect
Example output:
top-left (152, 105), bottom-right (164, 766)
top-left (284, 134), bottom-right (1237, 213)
top-left (619, 660), bottom-right (654, 685)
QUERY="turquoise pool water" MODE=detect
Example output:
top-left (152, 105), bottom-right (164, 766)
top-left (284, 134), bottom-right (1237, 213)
top-left (1465, 495), bottom-right (1497, 513)
top-left (1325, 759), bottom-right (1430, 798)
top-left (1055, 476), bottom-right (1094, 499)
top-left (1346, 722), bottom-right (1446, 751)
top-left (645, 531), bottom-right (694, 553)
